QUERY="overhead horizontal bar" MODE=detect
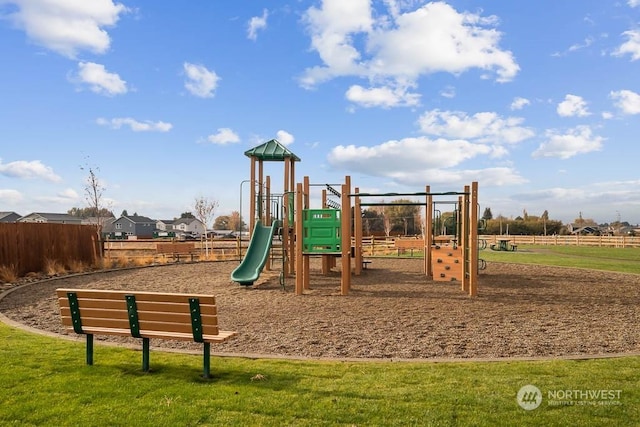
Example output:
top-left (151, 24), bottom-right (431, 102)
top-left (351, 191), bottom-right (468, 198)
top-left (360, 202), bottom-right (428, 206)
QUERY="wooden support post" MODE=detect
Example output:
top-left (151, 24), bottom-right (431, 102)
top-left (265, 175), bottom-right (271, 270)
top-left (249, 157), bottom-right (256, 234)
top-left (469, 181), bottom-right (479, 297)
top-left (295, 182), bottom-right (304, 295)
top-left (321, 189), bottom-right (330, 274)
top-left (461, 186), bottom-right (470, 293)
top-left (283, 160), bottom-right (291, 277)
top-left (303, 176), bottom-right (310, 290)
top-left (288, 158), bottom-right (302, 274)
top-left (425, 185), bottom-right (432, 277)
top-left (354, 187), bottom-right (362, 276)
top-left (340, 177), bottom-right (351, 295)
top-left (258, 160), bottom-right (264, 223)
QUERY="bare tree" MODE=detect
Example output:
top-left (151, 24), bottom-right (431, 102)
top-left (194, 196), bottom-right (219, 256)
top-left (80, 160), bottom-right (110, 258)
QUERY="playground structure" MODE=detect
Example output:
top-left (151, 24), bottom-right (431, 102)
top-left (231, 139), bottom-right (482, 297)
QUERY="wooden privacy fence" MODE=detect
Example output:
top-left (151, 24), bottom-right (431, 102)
top-left (0, 223), bottom-right (100, 276)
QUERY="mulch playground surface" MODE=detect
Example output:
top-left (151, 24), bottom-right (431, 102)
top-left (1, 258), bottom-right (639, 361)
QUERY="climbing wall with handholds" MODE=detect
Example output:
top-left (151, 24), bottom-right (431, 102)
top-left (431, 244), bottom-right (463, 282)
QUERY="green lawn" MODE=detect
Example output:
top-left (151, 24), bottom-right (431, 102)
top-left (1, 324), bottom-right (638, 426)
top-left (480, 245), bottom-right (640, 274)
top-left (1, 246), bottom-right (639, 426)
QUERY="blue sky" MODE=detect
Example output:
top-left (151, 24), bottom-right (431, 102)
top-left (1, 0), bottom-right (639, 225)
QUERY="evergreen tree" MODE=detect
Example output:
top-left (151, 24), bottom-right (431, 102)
top-left (482, 207), bottom-right (493, 220)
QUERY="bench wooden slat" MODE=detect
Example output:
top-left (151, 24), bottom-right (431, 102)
top-left (60, 313), bottom-right (220, 332)
top-left (57, 298), bottom-right (218, 316)
top-left (59, 326), bottom-right (235, 342)
top-left (60, 307), bottom-right (218, 326)
top-left (57, 288), bottom-right (215, 303)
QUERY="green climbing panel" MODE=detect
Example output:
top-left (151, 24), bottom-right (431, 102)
top-left (302, 209), bottom-right (341, 253)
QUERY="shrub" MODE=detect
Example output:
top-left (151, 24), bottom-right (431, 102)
top-left (43, 259), bottom-right (66, 276)
top-left (0, 264), bottom-right (18, 283)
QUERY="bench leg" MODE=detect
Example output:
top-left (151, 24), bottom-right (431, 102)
top-left (142, 337), bottom-right (150, 372)
top-left (203, 343), bottom-right (211, 379)
top-left (86, 334), bottom-right (94, 365)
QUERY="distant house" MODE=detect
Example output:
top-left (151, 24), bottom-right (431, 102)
top-left (567, 224), bottom-right (601, 235)
top-left (172, 217), bottom-right (206, 236)
top-left (156, 219), bottom-right (176, 231)
top-left (0, 212), bottom-right (21, 222)
top-left (82, 216), bottom-right (117, 236)
top-left (18, 212), bottom-right (82, 224)
top-left (111, 215), bottom-right (156, 239)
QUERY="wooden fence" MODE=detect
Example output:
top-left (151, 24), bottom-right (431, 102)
top-left (479, 235), bottom-right (640, 248)
top-left (0, 223), bottom-right (101, 277)
top-left (2, 227), bottom-right (638, 279)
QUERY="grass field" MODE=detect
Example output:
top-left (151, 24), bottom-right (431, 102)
top-left (1, 246), bottom-right (639, 426)
top-left (479, 245), bottom-right (640, 275)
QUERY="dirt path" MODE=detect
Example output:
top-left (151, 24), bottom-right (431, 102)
top-left (1, 259), bottom-right (639, 360)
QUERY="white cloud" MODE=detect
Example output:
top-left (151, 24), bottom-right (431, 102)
top-left (345, 84), bottom-right (420, 108)
top-left (73, 61), bottom-right (127, 96)
top-left (326, 136), bottom-right (527, 186)
top-left (96, 117), bottom-right (172, 132)
top-left (0, 189), bottom-right (23, 203)
top-left (601, 111), bottom-right (614, 119)
top-left (328, 136), bottom-right (489, 174)
top-left (276, 130), bottom-right (295, 145)
top-left (439, 85), bottom-right (456, 99)
top-left (3, 0), bottom-right (128, 58)
top-left (613, 30), bottom-right (640, 61)
top-left (301, 1), bottom-right (519, 91)
top-left (183, 62), bottom-right (219, 98)
top-left (206, 128), bottom-right (240, 145)
top-left (557, 94), bottom-right (590, 117)
top-left (532, 126), bottom-right (604, 159)
top-left (510, 97), bottom-right (530, 110)
top-left (0, 159), bottom-right (62, 182)
top-left (568, 36), bottom-right (594, 52)
top-left (247, 9), bottom-right (268, 41)
top-left (610, 89), bottom-right (640, 114)
top-left (58, 188), bottom-right (79, 200)
top-left (39, 188), bottom-right (81, 205)
top-left (417, 109), bottom-right (534, 144)
top-left (628, 0), bottom-right (640, 7)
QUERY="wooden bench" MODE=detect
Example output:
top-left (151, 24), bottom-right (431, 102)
top-left (156, 242), bottom-right (199, 261)
top-left (56, 288), bottom-right (237, 378)
top-left (394, 238), bottom-right (425, 256)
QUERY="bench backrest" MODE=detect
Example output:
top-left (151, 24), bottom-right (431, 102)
top-left (156, 242), bottom-right (196, 254)
top-left (56, 288), bottom-right (219, 340)
top-left (394, 238), bottom-right (425, 249)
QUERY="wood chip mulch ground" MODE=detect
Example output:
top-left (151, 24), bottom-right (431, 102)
top-left (1, 258), bottom-right (639, 361)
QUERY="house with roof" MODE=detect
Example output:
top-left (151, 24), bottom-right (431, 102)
top-left (111, 214), bottom-right (156, 239)
top-left (0, 211), bottom-right (21, 222)
top-left (81, 216), bottom-right (117, 237)
top-left (567, 224), bottom-right (602, 235)
top-left (156, 219), bottom-right (176, 231)
top-left (172, 217), bottom-right (206, 236)
top-left (18, 212), bottom-right (82, 224)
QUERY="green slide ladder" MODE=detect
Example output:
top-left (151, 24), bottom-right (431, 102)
top-left (231, 220), bottom-right (280, 286)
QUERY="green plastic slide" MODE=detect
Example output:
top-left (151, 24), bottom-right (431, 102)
top-left (230, 221), bottom-right (280, 286)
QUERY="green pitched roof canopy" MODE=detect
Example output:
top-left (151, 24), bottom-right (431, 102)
top-left (244, 139), bottom-right (301, 162)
